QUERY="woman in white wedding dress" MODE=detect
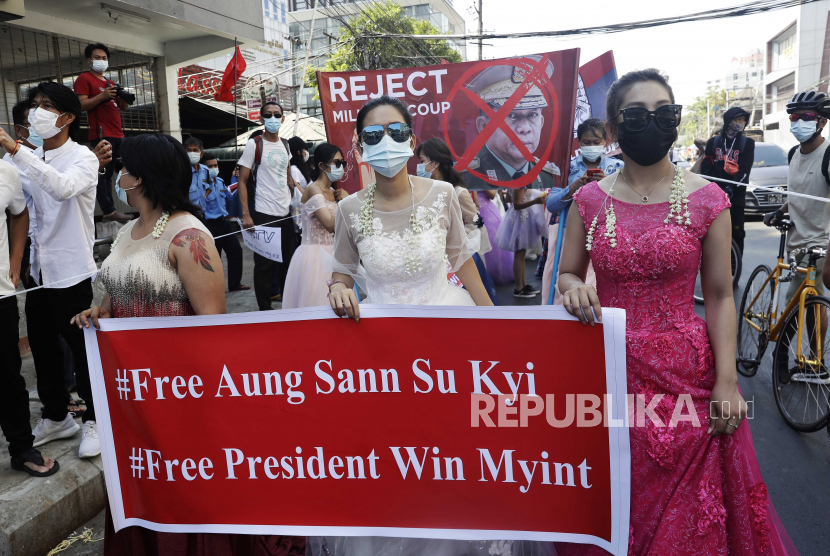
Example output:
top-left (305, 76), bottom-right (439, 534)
top-left (321, 97), bottom-right (554, 556)
top-left (326, 96), bottom-right (493, 316)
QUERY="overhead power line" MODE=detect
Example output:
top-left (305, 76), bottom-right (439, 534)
top-left (367, 0), bottom-right (816, 41)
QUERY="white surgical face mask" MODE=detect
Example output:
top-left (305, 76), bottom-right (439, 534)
top-left (208, 167), bottom-right (219, 178)
top-left (115, 170), bottom-right (140, 206)
top-left (29, 108), bottom-right (67, 140)
top-left (361, 134), bottom-right (413, 178)
top-left (302, 150), bottom-right (310, 162)
top-left (263, 117), bottom-right (281, 134)
top-left (91, 60), bottom-right (108, 73)
top-left (416, 163), bottom-right (433, 178)
top-left (23, 125), bottom-right (43, 147)
top-left (791, 119), bottom-right (819, 144)
top-left (326, 164), bottom-right (345, 182)
top-left (188, 152), bottom-right (201, 165)
top-left (580, 145), bottom-right (605, 162)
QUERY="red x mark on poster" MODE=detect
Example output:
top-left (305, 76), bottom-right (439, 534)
top-left (444, 55), bottom-right (560, 189)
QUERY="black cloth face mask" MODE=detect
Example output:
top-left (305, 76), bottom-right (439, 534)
top-left (617, 119), bottom-right (677, 167)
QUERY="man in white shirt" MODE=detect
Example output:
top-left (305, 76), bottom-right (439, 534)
top-left (0, 158), bottom-right (58, 477)
top-left (237, 102), bottom-right (297, 310)
top-left (0, 82), bottom-right (100, 459)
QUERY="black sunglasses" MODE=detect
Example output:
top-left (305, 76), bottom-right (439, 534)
top-left (328, 159), bottom-right (345, 168)
top-left (618, 104), bottom-right (682, 132)
top-left (360, 123), bottom-right (412, 146)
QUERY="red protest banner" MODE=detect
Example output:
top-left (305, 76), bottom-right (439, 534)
top-left (571, 51), bottom-right (620, 160)
top-left (85, 306), bottom-right (630, 555)
top-left (317, 50), bottom-right (580, 192)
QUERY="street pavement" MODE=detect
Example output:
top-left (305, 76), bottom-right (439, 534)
top-left (45, 222), bottom-right (830, 555)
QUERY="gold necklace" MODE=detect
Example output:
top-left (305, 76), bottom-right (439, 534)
top-left (620, 165), bottom-right (672, 203)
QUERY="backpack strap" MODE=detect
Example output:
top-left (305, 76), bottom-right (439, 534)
top-left (823, 144), bottom-right (830, 185)
top-left (248, 135), bottom-right (263, 215)
top-left (788, 145), bottom-right (798, 164)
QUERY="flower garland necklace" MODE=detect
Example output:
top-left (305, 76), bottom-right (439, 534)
top-left (356, 177), bottom-right (424, 275)
top-left (586, 164), bottom-right (689, 252)
top-left (112, 211), bottom-right (170, 249)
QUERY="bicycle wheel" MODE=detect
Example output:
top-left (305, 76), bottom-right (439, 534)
top-left (772, 295), bottom-right (830, 432)
top-left (731, 239), bottom-right (742, 289)
top-left (737, 264), bottom-right (773, 377)
top-left (694, 240), bottom-right (743, 305)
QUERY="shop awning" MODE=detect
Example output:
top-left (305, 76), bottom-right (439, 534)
top-left (179, 96), bottom-right (260, 148)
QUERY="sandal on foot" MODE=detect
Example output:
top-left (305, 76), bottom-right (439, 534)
top-left (11, 447), bottom-right (60, 477)
top-left (67, 400), bottom-right (86, 417)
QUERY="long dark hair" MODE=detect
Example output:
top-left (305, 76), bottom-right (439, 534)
top-left (356, 95), bottom-right (412, 134)
top-left (310, 142), bottom-right (344, 183)
top-left (35, 82), bottom-right (82, 140)
top-left (415, 137), bottom-right (465, 187)
top-left (288, 139), bottom-right (310, 183)
top-left (605, 69), bottom-right (675, 139)
top-left (120, 134), bottom-right (202, 216)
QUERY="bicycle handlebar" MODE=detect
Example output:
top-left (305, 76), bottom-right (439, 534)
top-left (783, 247), bottom-right (827, 283)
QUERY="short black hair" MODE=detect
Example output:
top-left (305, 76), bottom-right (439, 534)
top-left (12, 99), bottom-right (30, 126)
top-left (120, 134), bottom-right (202, 217)
top-left (84, 43), bottom-right (110, 60)
top-left (35, 82), bottom-right (82, 140)
top-left (201, 152), bottom-right (218, 164)
top-left (260, 101), bottom-right (283, 117)
top-left (356, 95), bottom-right (412, 134)
top-left (184, 137), bottom-right (204, 150)
top-left (577, 118), bottom-right (607, 141)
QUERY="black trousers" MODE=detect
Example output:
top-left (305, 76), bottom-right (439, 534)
top-left (0, 296), bottom-right (33, 458)
top-left (96, 137), bottom-right (122, 215)
top-left (719, 183), bottom-right (746, 255)
top-left (25, 277), bottom-right (95, 423)
top-left (252, 210), bottom-right (295, 311)
top-left (205, 218), bottom-right (244, 291)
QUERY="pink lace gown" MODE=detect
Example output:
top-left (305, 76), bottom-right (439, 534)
top-left (556, 182), bottom-right (799, 556)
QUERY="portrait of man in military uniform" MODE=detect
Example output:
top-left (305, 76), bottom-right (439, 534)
top-left (458, 54), bottom-right (561, 190)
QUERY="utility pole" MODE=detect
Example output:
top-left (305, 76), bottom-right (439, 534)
top-left (477, 0), bottom-right (483, 61)
top-left (294, 0), bottom-right (317, 136)
top-left (706, 98), bottom-right (710, 137)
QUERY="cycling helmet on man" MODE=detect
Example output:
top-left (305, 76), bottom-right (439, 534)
top-left (786, 91), bottom-right (830, 116)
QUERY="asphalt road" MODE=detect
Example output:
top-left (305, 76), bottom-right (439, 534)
top-left (497, 220), bottom-right (829, 555)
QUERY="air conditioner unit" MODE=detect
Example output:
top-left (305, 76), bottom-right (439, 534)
top-left (0, 0), bottom-right (24, 22)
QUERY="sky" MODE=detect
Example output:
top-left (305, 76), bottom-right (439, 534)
top-left (450, 0), bottom-right (799, 105)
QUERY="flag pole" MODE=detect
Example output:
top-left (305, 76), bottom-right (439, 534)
top-left (234, 37), bottom-right (239, 162)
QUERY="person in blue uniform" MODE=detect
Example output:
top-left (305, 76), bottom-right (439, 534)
top-left (183, 137), bottom-right (211, 219)
top-left (202, 153), bottom-right (248, 293)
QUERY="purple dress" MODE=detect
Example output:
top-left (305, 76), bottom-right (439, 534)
top-left (476, 192), bottom-right (514, 285)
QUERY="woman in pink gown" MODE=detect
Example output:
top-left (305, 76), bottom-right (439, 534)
top-left (558, 71), bottom-right (799, 555)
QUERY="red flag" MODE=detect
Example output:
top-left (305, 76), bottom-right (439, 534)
top-left (214, 46), bottom-right (246, 102)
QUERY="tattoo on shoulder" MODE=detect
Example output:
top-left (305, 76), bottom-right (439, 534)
top-left (171, 229), bottom-right (214, 272)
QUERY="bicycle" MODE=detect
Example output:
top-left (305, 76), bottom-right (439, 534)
top-left (693, 238), bottom-right (741, 304)
top-left (737, 220), bottom-right (830, 432)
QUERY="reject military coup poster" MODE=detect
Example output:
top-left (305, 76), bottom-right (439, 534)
top-left (317, 49), bottom-right (580, 192)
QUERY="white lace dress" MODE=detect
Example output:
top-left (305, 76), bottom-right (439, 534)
top-left (332, 180), bottom-right (474, 306)
top-left (283, 193), bottom-right (336, 309)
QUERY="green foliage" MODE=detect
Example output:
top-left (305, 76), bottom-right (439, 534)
top-left (305, 1), bottom-right (462, 95)
top-left (679, 86), bottom-right (729, 146)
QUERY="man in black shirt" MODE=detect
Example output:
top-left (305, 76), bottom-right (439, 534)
top-left (701, 107), bottom-right (755, 254)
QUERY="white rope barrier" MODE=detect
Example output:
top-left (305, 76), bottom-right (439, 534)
top-left (697, 174), bottom-right (830, 205)
top-left (0, 215), bottom-right (294, 300)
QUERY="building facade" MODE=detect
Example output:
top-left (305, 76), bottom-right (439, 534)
top-left (0, 0), bottom-right (265, 140)
top-left (288, 0), bottom-right (467, 117)
top-left (762, 0), bottom-right (830, 149)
